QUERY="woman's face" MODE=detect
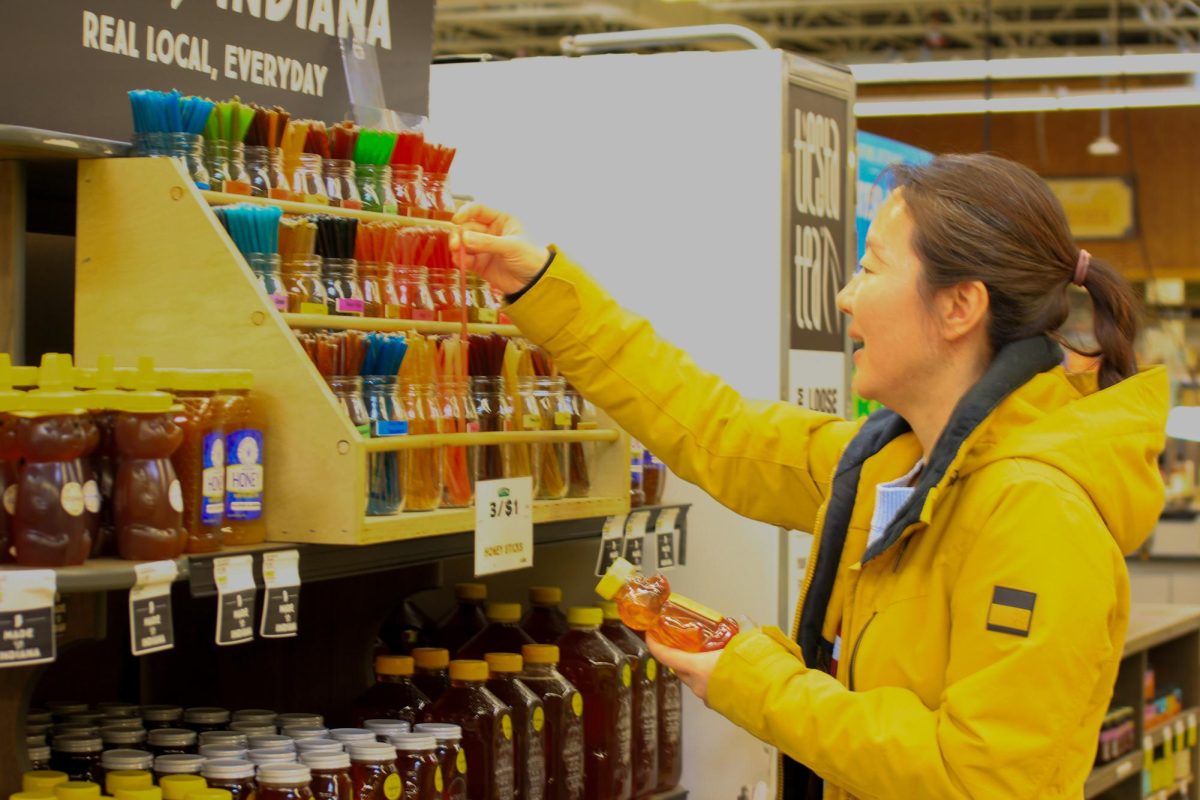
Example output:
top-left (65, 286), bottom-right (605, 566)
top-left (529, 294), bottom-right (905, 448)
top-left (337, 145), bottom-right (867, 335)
top-left (837, 191), bottom-right (946, 409)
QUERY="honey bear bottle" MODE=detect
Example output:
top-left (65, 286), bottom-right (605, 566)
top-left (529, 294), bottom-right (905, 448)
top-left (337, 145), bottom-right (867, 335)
top-left (0, 355), bottom-right (25, 563)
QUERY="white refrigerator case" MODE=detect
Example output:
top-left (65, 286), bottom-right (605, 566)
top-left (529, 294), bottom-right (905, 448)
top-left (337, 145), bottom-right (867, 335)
top-left (429, 48), bottom-right (853, 799)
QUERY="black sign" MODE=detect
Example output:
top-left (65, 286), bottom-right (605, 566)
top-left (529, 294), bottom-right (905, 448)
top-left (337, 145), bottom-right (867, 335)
top-left (788, 81), bottom-right (852, 352)
top-left (260, 585), bottom-right (299, 638)
top-left (131, 594), bottom-right (175, 656)
top-left (655, 531), bottom-right (676, 570)
top-left (0, 0), bottom-right (434, 142)
top-left (0, 607), bottom-right (56, 667)
top-left (216, 588), bottom-right (257, 646)
top-left (623, 535), bottom-right (644, 568)
top-left (595, 536), bottom-right (624, 578)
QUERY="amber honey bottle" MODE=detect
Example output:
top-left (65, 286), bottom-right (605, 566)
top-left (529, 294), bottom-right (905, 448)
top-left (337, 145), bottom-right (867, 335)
top-left (520, 588), bottom-right (569, 645)
top-left (420, 660), bottom-right (514, 800)
top-left (485, 654), bottom-right (545, 800)
top-left (518, 645), bottom-right (583, 800)
top-left (434, 584), bottom-right (489, 657)
top-left (412, 649), bottom-right (451, 702)
top-left (458, 604), bottom-right (535, 661)
top-left (352, 655), bottom-right (430, 727)
top-left (599, 603), bottom-right (657, 798)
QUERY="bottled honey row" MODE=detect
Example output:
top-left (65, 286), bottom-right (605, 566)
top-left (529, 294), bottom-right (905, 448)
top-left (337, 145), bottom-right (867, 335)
top-left (0, 354), bottom-right (266, 566)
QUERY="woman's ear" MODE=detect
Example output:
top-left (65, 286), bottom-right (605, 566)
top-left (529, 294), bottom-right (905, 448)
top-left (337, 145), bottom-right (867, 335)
top-left (935, 280), bottom-right (990, 343)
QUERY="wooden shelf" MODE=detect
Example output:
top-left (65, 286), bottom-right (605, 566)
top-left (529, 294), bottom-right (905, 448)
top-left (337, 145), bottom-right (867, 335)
top-left (201, 190), bottom-right (455, 228)
top-left (1124, 604), bottom-right (1200, 655)
top-left (283, 312), bottom-right (521, 337)
top-left (76, 157), bottom-right (632, 547)
top-left (361, 429), bottom-right (620, 452)
top-left (1085, 751), bottom-right (1141, 798)
top-left (1146, 706), bottom-right (1200, 740)
top-left (0, 123), bottom-right (128, 161)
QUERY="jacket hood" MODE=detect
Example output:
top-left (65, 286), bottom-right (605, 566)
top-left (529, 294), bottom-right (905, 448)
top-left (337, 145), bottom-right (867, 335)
top-left (961, 364), bottom-right (1168, 555)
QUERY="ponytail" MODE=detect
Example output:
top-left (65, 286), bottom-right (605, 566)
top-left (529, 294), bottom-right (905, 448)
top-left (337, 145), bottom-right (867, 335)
top-left (1078, 256), bottom-right (1140, 389)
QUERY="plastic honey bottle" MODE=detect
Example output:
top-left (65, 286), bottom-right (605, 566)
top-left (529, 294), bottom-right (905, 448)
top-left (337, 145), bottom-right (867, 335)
top-left (434, 584), bottom-right (489, 656)
top-left (420, 660), bottom-right (514, 800)
top-left (412, 648), bottom-right (451, 702)
top-left (217, 370), bottom-right (266, 546)
top-left (77, 355), bottom-right (127, 558)
top-left (518, 645), bottom-right (583, 800)
top-left (351, 655), bottom-right (430, 727)
top-left (167, 369), bottom-right (225, 554)
top-left (595, 558), bottom-right (738, 652)
top-left (0, 355), bottom-right (24, 563)
top-left (599, 603), bottom-right (657, 798)
top-left (655, 665), bottom-right (683, 792)
top-left (555, 608), bottom-right (632, 800)
top-left (457, 603), bottom-right (535, 661)
top-left (520, 587), bottom-right (569, 645)
top-left (484, 654), bottom-right (545, 800)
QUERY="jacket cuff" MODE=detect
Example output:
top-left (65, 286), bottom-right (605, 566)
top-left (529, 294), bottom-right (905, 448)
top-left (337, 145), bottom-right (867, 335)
top-left (707, 626), bottom-right (809, 741)
top-left (504, 245), bottom-right (558, 304)
top-left (503, 250), bottom-right (593, 348)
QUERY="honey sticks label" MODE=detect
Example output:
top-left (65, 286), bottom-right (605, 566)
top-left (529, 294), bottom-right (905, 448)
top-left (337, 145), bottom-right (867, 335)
top-left (260, 549), bottom-right (300, 639)
top-left (129, 560), bottom-right (178, 657)
top-left (0, 570), bottom-right (56, 668)
top-left (475, 477), bottom-right (533, 576)
top-left (213, 554), bottom-right (257, 647)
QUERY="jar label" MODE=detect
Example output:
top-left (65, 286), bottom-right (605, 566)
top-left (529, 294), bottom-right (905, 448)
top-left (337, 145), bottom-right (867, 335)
top-left (335, 297), bottom-right (365, 315)
top-left (374, 420), bottom-right (409, 437)
top-left (272, 294), bottom-right (288, 311)
top-left (83, 480), bottom-right (101, 514)
top-left (2, 484), bottom-right (16, 515)
top-left (225, 429), bottom-right (264, 521)
top-left (382, 772), bottom-right (401, 800)
top-left (477, 308), bottom-right (498, 324)
top-left (466, 421), bottom-right (481, 434)
top-left (299, 302), bottom-right (328, 315)
top-left (622, 662), bottom-right (632, 688)
top-left (456, 748), bottom-right (467, 773)
top-left (384, 304), bottom-right (403, 319)
top-left (647, 657), bottom-right (658, 682)
top-left (522, 414), bottom-right (541, 431)
top-left (501, 713), bottom-right (513, 740)
top-left (434, 766), bottom-right (444, 793)
top-left (61, 482), bottom-right (85, 517)
top-left (572, 692), bottom-right (584, 717)
top-left (554, 411), bottom-right (572, 429)
top-left (532, 705), bottom-right (545, 732)
top-left (342, 199), bottom-right (364, 211)
top-left (356, 424), bottom-right (372, 438)
top-left (202, 433), bottom-right (225, 526)
top-left (411, 309), bottom-right (436, 322)
top-left (168, 480), bottom-right (184, 513)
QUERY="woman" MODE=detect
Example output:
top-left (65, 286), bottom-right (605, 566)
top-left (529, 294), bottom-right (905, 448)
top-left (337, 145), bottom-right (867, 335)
top-left (451, 153), bottom-right (1168, 799)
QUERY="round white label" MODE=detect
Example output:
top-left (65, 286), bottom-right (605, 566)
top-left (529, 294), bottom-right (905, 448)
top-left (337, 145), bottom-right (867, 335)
top-left (168, 480), bottom-right (184, 513)
top-left (2, 484), bottom-right (16, 516)
top-left (83, 480), bottom-right (101, 514)
top-left (61, 482), bottom-right (85, 517)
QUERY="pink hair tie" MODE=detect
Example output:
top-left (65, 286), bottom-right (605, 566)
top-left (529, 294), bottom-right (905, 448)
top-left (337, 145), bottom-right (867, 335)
top-left (1073, 249), bottom-right (1091, 286)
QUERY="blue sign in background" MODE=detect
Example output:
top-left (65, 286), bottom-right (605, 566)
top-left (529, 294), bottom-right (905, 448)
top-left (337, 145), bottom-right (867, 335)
top-left (855, 131), bottom-right (933, 265)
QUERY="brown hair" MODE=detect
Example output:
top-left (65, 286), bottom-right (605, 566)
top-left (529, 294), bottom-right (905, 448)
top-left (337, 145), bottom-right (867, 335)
top-left (889, 153), bottom-right (1139, 389)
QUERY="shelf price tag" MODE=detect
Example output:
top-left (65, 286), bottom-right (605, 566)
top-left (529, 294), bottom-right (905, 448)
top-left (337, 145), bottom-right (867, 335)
top-left (623, 511), bottom-right (651, 568)
top-left (129, 561), bottom-right (178, 656)
top-left (0, 570), bottom-right (56, 668)
top-left (260, 550), bottom-right (300, 639)
top-left (654, 509), bottom-right (680, 572)
top-left (475, 477), bottom-right (533, 576)
top-left (595, 514), bottom-right (627, 577)
top-left (214, 555), bottom-right (257, 647)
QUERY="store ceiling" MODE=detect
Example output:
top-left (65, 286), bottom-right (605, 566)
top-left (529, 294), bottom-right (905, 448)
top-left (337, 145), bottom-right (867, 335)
top-left (433, 0), bottom-right (1200, 63)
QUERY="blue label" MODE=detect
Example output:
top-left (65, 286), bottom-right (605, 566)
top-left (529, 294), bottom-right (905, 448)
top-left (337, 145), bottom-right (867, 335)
top-left (201, 432), bottom-right (225, 526)
top-left (374, 420), bottom-right (409, 437)
top-left (225, 429), bottom-right (264, 521)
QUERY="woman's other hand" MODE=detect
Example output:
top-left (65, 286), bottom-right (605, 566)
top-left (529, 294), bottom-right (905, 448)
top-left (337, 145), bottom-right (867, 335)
top-left (646, 633), bottom-right (724, 704)
top-left (450, 203), bottom-right (550, 295)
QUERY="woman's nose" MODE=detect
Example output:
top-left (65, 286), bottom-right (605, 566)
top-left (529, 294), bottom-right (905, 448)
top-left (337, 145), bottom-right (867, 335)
top-left (836, 272), bottom-right (859, 316)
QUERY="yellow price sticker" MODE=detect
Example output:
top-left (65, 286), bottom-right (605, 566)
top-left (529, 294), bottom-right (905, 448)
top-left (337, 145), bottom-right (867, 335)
top-left (646, 658), bottom-right (657, 682)
top-left (622, 663), bottom-right (632, 688)
top-left (522, 413), bottom-right (542, 431)
top-left (457, 748), bottom-right (467, 774)
top-left (383, 773), bottom-right (401, 800)
top-left (434, 766), bottom-right (444, 793)
top-left (572, 693), bottom-right (584, 717)
top-left (554, 410), bottom-right (572, 428)
top-left (533, 706), bottom-right (545, 732)
top-left (501, 713), bottom-right (513, 740)
top-left (299, 302), bottom-right (329, 315)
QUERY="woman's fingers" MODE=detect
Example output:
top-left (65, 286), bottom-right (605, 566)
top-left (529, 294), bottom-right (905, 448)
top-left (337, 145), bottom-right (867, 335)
top-left (646, 633), bottom-right (724, 703)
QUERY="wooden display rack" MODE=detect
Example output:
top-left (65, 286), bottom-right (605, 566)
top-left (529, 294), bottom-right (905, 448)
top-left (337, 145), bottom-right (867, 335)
top-left (74, 156), bottom-right (630, 546)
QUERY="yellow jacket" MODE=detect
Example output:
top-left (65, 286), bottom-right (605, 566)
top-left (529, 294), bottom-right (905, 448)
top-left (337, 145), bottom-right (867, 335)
top-left (506, 252), bottom-right (1168, 800)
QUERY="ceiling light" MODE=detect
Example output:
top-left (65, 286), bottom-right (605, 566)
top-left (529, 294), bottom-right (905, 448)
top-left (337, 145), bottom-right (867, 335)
top-left (855, 87), bottom-right (1200, 117)
top-left (850, 52), bottom-right (1200, 84)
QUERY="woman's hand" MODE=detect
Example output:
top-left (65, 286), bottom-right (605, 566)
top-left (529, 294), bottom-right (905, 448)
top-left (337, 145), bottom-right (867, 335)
top-left (450, 203), bottom-right (551, 295)
top-left (646, 634), bottom-right (724, 704)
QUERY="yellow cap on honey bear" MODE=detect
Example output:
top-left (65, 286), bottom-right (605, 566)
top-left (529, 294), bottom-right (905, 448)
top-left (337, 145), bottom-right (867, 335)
top-left (448, 660), bottom-right (489, 682)
top-left (18, 354), bottom-right (86, 416)
top-left (109, 357), bottom-right (172, 414)
top-left (0, 354), bottom-right (25, 412)
top-left (595, 558), bottom-right (638, 601)
top-left (484, 653), bottom-right (523, 674)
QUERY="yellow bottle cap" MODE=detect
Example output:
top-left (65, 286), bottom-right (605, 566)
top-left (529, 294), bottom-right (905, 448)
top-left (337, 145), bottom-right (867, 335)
top-left (375, 655), bottom-right (415, 677)
top-left (598, 601), bottom-right (621, 621)
top-left (104, 773), bottom-right (152, 796)
top-left (158, 776), bottom-right (206, 800)
top-left (77, 355), bottom-right (133, 410)
top-left (220, 370), bottom-right (254, 392)
top-left (567, 607), bottom-right (603, 627)
top-left (53, 782), bottom-right (101, 800)
top-left (186, 791), bottom-right (232, 800)
top-left (529, 586), bottom-right (562, 605)
top-left (448, 660), bottom-right (488, 682)
top-left (113, 789), bottom-right (162, 800)
top-left (485, 602), bottom-right (521, 623)
top-left (0, 354), bottom-right (25, 412)
top-left (106, 357), bottom-right (172, 414)
top-left (521, 644), bottom-right (560, 665)
top-left (484, 653), bottom-right (523, 674)
top-left (168, 370), bottom-right (224, 393)
top-left (20, 355), bottom-right (86, 416)
top-left (11, 792), bottom-right (54, 800)
top-left (455, 583), bottom-right (487, 601)
top-left (23, 772), bottom-right (69, 793)
top-left (412, 648), bottom-right (450, 670)
top-left (595, 558), bottom-right (638, 601)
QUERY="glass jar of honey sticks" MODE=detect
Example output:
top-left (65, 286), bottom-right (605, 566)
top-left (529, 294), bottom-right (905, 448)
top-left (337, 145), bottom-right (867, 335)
top-left (244, 145), bottom-right (272, 197)
top-left (422, 172), bottom-right (456, 221)
top-left (357, 263), bottom-right (388, 319)
top-left (323, 258), bottom-right (366, 317)
top-left (438, 378), bottom-right (478, 509)
top-left (467, 274), bottom-right (501, 324)
top-left (519, 377), bottom-right (571, 500)
top-left (565, 385), bottom-right (595, 498)
top-left (428, 271), bottom-right (464, 323)
top-left (393, 266), bottom-right (437, 321)
top-left (392, 165), bottom-right (429, 218)
top-left (324, 159), bottom-right (363, 210)
top-left (246, 253), bottom-right (288, 312)
top-left (134, 132), bottom-right (211, 189)
top-left (267, 148), bottom-right (291, 201)
top-left (283, 256), bottom-right (327, 315)
top-left (329, 377), bottom-right (370, 438)
top-left (206, 141), bottom-right (252, 195)
top-left (292, 154), bottom-right (329, 205)
top-left (470, 376), bottom-right (511, 483)
top-left (398, 383), bottom-right (443, 511)
top-left (363, 376), bottom-right (406, 516)
top-left (356, 164), bottom-right (398, 215)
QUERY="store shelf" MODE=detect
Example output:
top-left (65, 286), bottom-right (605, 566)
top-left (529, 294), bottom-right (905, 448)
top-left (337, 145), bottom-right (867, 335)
top-left (649, 789), bottom-right (687, 800)
top-left (201, 190), bottom-right (455, 228)
top-left (0, 123), bottom-right (128, 160)
top-left (361, 429), bottom-right (620, 453)
top-left (283, 312), bottom-right (521, 337)
top-left (1085, 751), bottom-right (1141, 798)
top-left (359, 496), bottom-right (630, 544)
top-left (1125, 604), bottom-right (1200, 654)
top-left (1146, 706), bottom-right (1200, 740)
